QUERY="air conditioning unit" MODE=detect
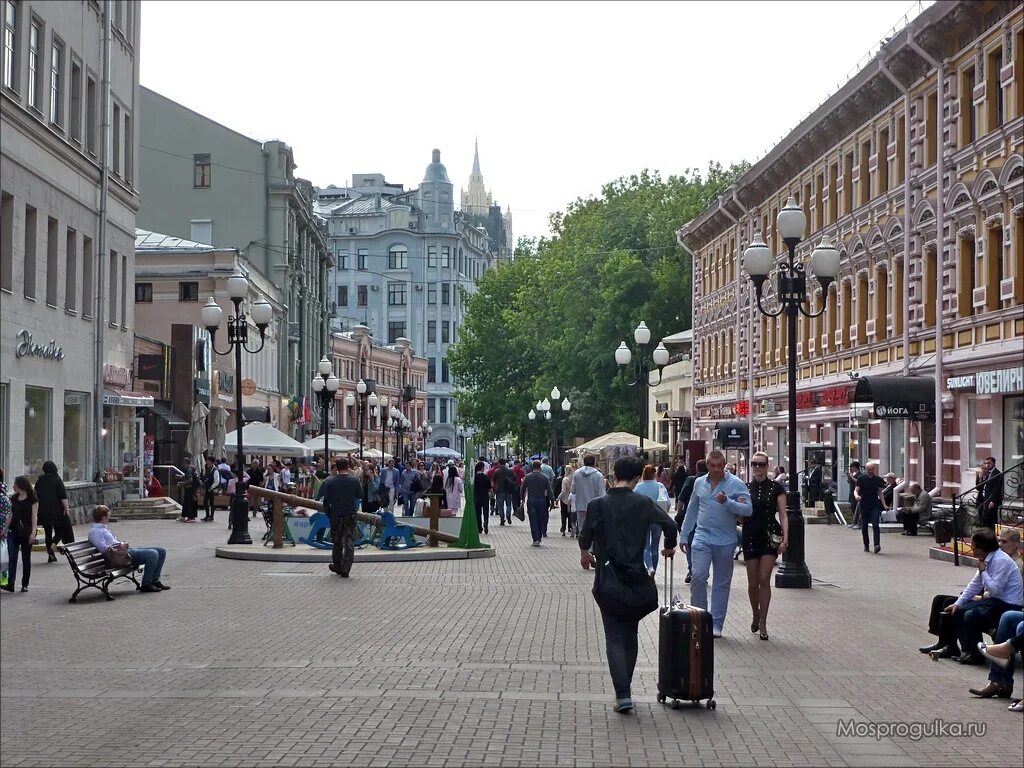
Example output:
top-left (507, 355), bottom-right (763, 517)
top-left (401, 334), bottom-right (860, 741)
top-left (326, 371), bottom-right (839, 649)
top-left (370, 285), bottom-right (379, 291)
top-left (414, 285), bottom-right (423, 291)
top-left (348, 227), bottom-right (357, 234)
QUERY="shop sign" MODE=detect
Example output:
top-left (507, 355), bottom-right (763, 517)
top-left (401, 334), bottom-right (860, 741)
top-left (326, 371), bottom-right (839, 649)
top-left (945, 366), bottom-right (1024, 395)
top-left (103, 364), bottom-right (131, 389)
top-left (760, 399), bottom-right (777, 414)
top-left (821, 386), bottom-right (850, 406)
top-left (796, 391), bottom-right (815, 410)
top-left (15, 329), bottom-right (65, 361)
top-left (194, 377), bottom-right (211, 405)
top-left (873, 403), bottom-right (932, 421)
top-left (976, 366), bottom-right (1023, 395)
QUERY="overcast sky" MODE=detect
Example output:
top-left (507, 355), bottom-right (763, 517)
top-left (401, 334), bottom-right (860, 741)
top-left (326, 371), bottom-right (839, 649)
top-left (141, 0), bottom-right (930, 243)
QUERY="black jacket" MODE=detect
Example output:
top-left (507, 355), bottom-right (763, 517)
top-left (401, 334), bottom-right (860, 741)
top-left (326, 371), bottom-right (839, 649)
top-left (580, 488), bottom-right (678, 564)
top-left (34, 473), bottom-right (67, 525)
top-left (978, 468), bottom-right (1004, 510)
top-left (318, 473), bottom-right (363, 520)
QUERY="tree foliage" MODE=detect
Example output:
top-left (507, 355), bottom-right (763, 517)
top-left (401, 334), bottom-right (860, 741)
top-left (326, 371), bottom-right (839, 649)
top-left (450, 162), bottom-right (747, 447)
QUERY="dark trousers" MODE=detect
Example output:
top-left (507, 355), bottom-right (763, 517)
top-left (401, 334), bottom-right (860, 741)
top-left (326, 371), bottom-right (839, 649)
top-left (979, 505), bottom-right (998, 530)
top-left (860, 507), bottom-right (881, 549)
top-left (474, 497), bottom-right (489, 533)
top-left (330, 516), bottom-right (356, 576)
top-left (901, 510), bottom-right (918, 535)
top-left (204, 489), bottom-right (216, 520)
top-left (599, 607), bottom-right (640, 699)
top-left (956, 597), bottom-right (1021, 661)
top-left (541, 501), bottom-right (549, 537)
top-left (927, 594), bottom-right (959, 651)
top-left (182, 491), bottom-right (197, 520)
top-left (560, 501), bottom-right (571, 533)
top-left (527, 498), bottom-right (546, 543)
top-left (41, 516), bottom-right (73, 549)
top-left (5, 531), bottom-right (33, 589)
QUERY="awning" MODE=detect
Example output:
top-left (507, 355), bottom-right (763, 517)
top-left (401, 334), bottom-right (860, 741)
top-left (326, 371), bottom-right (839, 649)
top-left (713, 421), bottom-right (749, 449)
top-left (662, 410), bottom-right (688, 419)
top-left (241, 405), bottom-right (271, 424)
top-left (151, 402), bottom-right (189, 430)
top-left (853, 376), bottom-right (935, 421)
top-left (102, 389), bottom-right (154, 407)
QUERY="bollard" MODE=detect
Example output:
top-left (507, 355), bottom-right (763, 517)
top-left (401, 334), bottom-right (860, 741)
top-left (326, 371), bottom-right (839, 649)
top-left (427, 492), bottom-right (441, 547)
top-left (273, 497), bottom-right (284, 549)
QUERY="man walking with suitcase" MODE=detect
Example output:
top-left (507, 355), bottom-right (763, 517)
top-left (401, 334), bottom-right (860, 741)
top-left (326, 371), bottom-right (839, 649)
top-left (579, 456), bottom-right (677, 714)
top-left (680, 449), bottom-right (752, 638)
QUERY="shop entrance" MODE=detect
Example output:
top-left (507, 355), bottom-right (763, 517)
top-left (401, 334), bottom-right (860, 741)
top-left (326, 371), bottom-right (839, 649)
top-left (837, 426), bottom-right (868, 505)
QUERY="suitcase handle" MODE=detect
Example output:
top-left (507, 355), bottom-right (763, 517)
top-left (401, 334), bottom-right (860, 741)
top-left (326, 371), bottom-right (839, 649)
top-left (663, 553), bottom-right (673, 608)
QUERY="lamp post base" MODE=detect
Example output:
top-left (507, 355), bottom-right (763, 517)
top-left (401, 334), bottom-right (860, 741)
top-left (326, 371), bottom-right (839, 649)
top-left (227, 496), bottom-right (253, 545)
top-left (775, 497), bottom-right (812, 589)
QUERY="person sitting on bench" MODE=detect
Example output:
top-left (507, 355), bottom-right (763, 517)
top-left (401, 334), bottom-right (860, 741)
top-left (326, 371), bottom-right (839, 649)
top-left (87, 505), bottom-right (170, 594)
top-left (900, 483), bottom-right (931, 536)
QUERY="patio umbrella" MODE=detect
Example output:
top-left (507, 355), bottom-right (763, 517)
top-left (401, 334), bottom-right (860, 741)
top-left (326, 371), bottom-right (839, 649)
top-left (222, 422), bottom-right (312, 458)
top-left (362, 448), bottom-right (392, 460)
top-left (568, 431), bottom-right (668, 454)
top-left (419, 446), bottom-right (462, 460)
top-left (209, 406), bottom-right (229, 459)
top-left (300, 434), bottom-right (360, 454)
top-left (186, 401), bottom-right (210, 459)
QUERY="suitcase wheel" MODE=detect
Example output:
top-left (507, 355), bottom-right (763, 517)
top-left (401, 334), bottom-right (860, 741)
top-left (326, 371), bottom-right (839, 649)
top-left (670, 699), bottom-right (680, 709)
top-left (656, 694), bottom-right (665, 703)
top-left (706, 699), bottom-right (716, 710)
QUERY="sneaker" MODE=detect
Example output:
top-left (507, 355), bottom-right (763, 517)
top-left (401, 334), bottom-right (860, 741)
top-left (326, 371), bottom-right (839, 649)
top-left (531, 541), bottom-right (540, 547)
top-left (874, 545), bottom-right (881, 554)
top-left (1009, 700), bottom-right (1023, 712)
top-left (613, 697), bottom-right (634, 713)
top-left (712, 628), bottom-right (723, 638)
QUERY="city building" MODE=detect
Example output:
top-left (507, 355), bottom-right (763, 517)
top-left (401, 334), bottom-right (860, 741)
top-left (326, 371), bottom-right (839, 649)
top-left (136, 87), bottom-right (330, 440)
top-left (326, 326), bottom-right (427, 461)
top-left (315, 149), bottom-right (491, 449)
top-left (133, 229), bottom-right (283, 466)
top-left (460, 139), bottom-right (513, 261)
top-left (678, 0), bottom-right (1023, 500)
top-left (647, 329), bottom-right (694, 459)
top-left (1, 0), bottom-right (143, 486)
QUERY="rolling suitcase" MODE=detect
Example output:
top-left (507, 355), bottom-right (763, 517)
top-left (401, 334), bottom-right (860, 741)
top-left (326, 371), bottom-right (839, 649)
top-left (657, 557), bottom-right (716, 710)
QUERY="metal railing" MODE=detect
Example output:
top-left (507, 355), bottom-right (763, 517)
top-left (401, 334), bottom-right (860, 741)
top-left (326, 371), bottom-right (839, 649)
top-left (951, 460), bottom-right (1024, 566)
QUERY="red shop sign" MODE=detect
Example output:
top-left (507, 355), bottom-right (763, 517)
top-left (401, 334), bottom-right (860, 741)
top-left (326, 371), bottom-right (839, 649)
top-left (821, 386), bottom-right (850, 406)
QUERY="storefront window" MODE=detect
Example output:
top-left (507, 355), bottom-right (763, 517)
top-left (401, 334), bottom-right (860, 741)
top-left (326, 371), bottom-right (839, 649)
top-left (885, 419), bottom-right (905, 477)
top-left (1005, 396), bottom-right (1024, 469)
top-left (63, 391), bottom-right (89, 481)
top-left (24, 386), bottom-right (52, 481)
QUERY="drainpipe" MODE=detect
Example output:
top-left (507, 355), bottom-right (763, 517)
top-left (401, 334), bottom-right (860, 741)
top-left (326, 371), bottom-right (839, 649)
top-left (879, 61), bottom-right (915, 485)
top-left (718, 195), bottom-right (747, 464)
top-left (732, 189), bottom-right (756, 454)
top-left (94, 0), bottom-right (112, 480)
top-left (910, 37), bottom-right (945, 496)
top-left (676, 226), bottom-right (699, 449)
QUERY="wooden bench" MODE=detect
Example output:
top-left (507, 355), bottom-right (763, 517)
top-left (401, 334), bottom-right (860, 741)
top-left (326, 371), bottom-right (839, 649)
top-left (58, 541), bottom-right (142, 603)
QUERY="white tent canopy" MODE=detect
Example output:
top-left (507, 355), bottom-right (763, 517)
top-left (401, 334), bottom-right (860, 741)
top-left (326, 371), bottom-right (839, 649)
top-left (568, 431), bottom-right (668, 454)
top-left (361, 448), bottom-right (392, 460)
top-left (222, 422), bottom-right (312, 458)
top-left (301, 434), bottom-right (360, 454)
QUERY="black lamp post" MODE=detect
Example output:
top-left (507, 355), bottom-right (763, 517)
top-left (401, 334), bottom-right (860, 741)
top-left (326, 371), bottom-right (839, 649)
top-left (390, 407), bottom-right (411, 461)
top-left (310, 355), bottom-right (340, 465)
top-left (614, 322), bottom-right (670, 460)
top-left (743, 195), bottom-right (841, 589)
top-left (418, 421), bottom-right (432, 460)
top-left (344, 380), bottom-right (377, 460)
top-left (201, 273), bottom-right (273, 546)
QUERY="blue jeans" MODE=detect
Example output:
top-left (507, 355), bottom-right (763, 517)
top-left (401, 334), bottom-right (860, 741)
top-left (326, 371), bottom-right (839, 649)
top-left (5, 531), bottom-right (33, 589)
top-left (527, 498), bottom-right (546, 543)
top-left (128, 547), bottom-right (166, 587)
top-left (643, 524), bottom-right (662, 573)
top-left (496, 493), bottom-right (514, 523)
top-left (689, 538), bottom-right (735, 632)
top-left (988, 611), bottom-right (1024, 687)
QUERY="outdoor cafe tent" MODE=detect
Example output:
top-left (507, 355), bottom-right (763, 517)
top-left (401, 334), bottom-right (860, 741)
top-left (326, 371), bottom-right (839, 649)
top-left (300, 434), bottom-right (360, 454)
top-left (568, 431), bottom-right (668, 454)
top-left (361, 448), bottom-right (392, 460)
top-left (418, 446), bottom-right (462, 460)
top-left (222, 421), bottom-right (312, 458)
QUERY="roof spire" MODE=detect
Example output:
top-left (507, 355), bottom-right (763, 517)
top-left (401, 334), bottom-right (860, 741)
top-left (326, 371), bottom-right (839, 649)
top-left (472, 137), bottom-right (481, 177)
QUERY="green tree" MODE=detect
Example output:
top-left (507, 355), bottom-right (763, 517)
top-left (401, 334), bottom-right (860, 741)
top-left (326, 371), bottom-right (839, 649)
top-left (450, 162), bottom-right (746, 445)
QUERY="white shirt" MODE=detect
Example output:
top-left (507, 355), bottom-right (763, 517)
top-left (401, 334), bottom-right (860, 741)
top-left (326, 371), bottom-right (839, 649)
top-left (280, 467), bottom-right (292, 486)
top-left (88, 523), bottom-right (121, 553)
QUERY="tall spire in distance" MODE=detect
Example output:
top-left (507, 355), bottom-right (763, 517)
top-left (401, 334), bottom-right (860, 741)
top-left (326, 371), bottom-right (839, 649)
top-left (461, 138), bottom-right (491, 215)
top-left (472, 136), bottom-right (481, 178)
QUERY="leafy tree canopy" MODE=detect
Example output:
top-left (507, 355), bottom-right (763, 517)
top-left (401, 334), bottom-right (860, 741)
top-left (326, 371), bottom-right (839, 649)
top-left (450, 162), bottom-right (747, 447)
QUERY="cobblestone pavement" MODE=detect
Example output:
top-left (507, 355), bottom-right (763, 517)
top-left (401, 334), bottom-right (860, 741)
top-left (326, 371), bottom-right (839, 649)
top-left (0, 515), bottom-right (1019, 767)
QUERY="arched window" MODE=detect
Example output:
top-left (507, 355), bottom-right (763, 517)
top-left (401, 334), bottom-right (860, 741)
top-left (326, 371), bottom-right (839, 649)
top-left (875, 263), bottom-right (888, 341)
top-left (434, 438), bottom-right (451, 448)
top-left (388, 245), bottom-right (408, 270)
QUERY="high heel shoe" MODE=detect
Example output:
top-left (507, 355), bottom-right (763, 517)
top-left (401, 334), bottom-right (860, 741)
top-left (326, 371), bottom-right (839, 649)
top-left (759, 631), bottom-right (769, 641)
top-left (750, 615), bottom-right (760, 634)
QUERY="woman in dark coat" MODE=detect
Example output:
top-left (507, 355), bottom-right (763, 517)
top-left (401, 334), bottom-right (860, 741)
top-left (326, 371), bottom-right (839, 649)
top-left (34, 460), bottom-right (71, 562)
top-left (5, 476), bottom-right (38, 592)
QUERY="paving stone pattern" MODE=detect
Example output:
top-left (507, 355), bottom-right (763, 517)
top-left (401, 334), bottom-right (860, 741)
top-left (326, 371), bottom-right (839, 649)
top-left (0, 517), bottom-right (1018, 767)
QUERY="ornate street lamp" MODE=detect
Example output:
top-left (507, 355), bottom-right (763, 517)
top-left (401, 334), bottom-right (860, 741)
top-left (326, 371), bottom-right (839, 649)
top-left (418, 420), bottom-right (432, 459)
top-left (614, 321), bottom-right (669, 459)
top-left (343, 379), bottom-right (377, 459)
top-left (310, 356), bottom-right (340, 465)
top-left (202, 273), bottom-right (273, 545)
top-left (743, 195), bottom-right (841, 589)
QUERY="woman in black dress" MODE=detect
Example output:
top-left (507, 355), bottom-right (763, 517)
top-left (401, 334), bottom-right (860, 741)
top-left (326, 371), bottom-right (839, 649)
top-left (473, 461), bottom-right (491, 534)
top-left (35, 460), bottom-right (71, 562)
top-left (4, 476), bottom-right (38, 593)
top-left (743, 452), bottom-right (789, 640)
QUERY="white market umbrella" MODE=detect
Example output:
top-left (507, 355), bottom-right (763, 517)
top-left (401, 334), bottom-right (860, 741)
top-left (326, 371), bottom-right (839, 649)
top-left (568, 431), bottom-right (668, 454)
top-left (209, 406), bottom-right (229, 459)
top-left (418, 446), bottom-right (461, 460)
top-left (362, 448), bottom-right (392, 460)
top-left (222, 421), bottom-right (312, 458)
top-left (301, 434), bottom-right (360, 454)
top-left (186, 401), bottom-right (210, 459)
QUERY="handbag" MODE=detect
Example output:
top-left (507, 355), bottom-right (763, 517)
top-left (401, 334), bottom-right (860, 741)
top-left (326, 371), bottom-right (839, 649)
top-left (513, 502), bottom-right (525, 522)
top-left (768, 518), bottom-right (784, 550)
top-left (103, 546), bottom-right (132, 568)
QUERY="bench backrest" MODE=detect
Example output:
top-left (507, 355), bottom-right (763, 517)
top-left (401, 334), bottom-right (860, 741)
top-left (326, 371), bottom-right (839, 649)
top-left (60, 541), bottom-right (114, 576)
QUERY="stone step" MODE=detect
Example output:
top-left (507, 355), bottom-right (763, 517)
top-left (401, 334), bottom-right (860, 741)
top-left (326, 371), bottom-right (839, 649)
top-left (112, 497), bottom-right (182, 520)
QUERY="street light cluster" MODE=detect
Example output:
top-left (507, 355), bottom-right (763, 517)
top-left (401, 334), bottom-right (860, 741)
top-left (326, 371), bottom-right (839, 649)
top-left (614, 321), bottom-right (669, 459)
top-left (202, 271), bottom-right (274, 546)
top-left (527, 386), bottom-right (571, 463)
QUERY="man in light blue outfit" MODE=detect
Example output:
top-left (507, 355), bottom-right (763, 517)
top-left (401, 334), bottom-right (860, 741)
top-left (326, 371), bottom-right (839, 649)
top-left (681, 449), bottom-right (753, 637)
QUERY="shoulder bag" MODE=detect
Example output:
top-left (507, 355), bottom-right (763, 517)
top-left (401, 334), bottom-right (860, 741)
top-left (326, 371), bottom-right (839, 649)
top-left (103, 546), bottom-right (132, 569)
top-left (591, 498), bottom-right (658, 622)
